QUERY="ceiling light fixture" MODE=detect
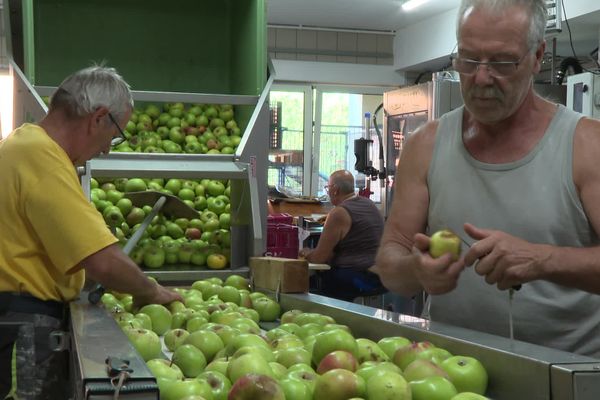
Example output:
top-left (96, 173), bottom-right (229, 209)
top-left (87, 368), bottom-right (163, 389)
top-left (401, 0), bottom-right (429, 11)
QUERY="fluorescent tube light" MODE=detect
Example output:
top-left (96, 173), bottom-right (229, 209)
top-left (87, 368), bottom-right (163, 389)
top-left (402, 0), bottom-right (429, 11)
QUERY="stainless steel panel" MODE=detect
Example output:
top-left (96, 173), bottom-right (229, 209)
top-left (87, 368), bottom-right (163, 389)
top-left (69, 300), bottom-right (158, 399)
top-left (279, 293), bottom-right (600, 400)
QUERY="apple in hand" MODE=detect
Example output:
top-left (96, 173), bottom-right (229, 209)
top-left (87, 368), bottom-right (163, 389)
top-left (440, 356), bottom-right (488, 395)
top-left (429, 229), bottom-right (462, 260)
top-left (228, 373), bottom-right (285, 400)
top-left (365, 371), bottom-right (411, 400)
top-left (410, 376), bottom-right (458, 400)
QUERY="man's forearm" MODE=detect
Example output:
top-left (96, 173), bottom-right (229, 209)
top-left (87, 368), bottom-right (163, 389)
top-left (542, 244), bottom-right (600, 294)
top-left (84, 245), bottom-right (159, 301)
top-left (372, 242), bottom-right (423, 296)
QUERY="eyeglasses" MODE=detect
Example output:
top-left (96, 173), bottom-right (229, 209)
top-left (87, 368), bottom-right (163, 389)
top-left (451, 51), bottom-right (530, 78)
top-left (107, 112), bottom-right (127, 147)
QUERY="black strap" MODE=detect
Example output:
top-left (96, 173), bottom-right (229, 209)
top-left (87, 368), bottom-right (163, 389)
top-left (0, 293), bottom-right (65, 320)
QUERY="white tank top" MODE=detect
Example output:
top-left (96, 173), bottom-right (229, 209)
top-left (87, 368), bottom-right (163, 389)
top-left (427, 105), bottom-right (600, 357)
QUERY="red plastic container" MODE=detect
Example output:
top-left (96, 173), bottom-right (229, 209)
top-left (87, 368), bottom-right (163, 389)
top-left (267, 213), bottom-right (294, 225)
top-left (265, 223), bottom-right (299, 259)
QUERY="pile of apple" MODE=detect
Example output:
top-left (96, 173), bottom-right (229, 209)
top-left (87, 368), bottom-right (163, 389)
top-left (105, 275), bottom-right (491, 400)
top-left (90, 176), bottom-right (231, 269)
top-left (112, 102), bottom-right (242, 155)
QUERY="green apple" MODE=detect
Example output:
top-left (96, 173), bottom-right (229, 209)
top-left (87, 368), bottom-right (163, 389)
top-left (143, 245), bottom-right (165, 269)
top-left (217, 286), bottom-right (240, 305)
top-left (356, 361), bottom-right (403, 382)
top-left (224, 275), bottom-right (250, 291)
top-left (314, 369), bottom-right (365, 400)
top-left (197, 370), bottom-right (232, 400)
top-left (172, 344), bottom-right (207, 378)
top-left (356, 338), bottom-right (389, 363)
top-left (157, 377), bottom-right (212, 400)
top-left (206, 180), bottom-right (226, 196)
top-left (312, 329), bottom-right (358, 366)
top-left (186, 316), bottom-right (209, 333)
top-left (226, 354), bottom-right (274, 383)
top-left (429, 229), bottom-right (462, 260)
top-left (205, 357), bottom-right (230, 376)
top-left (403, 359), bottom-right (449, 382)
top-left (125, 178), bottom-right (147, 192)
top-left (134, 312), bottom-right (153, 331)
top-left (275, 347), bottom-right (312, 368)
top-left (410, 376), bottom-right (458, 400)
top-left (184, 329), bottom-right (225, 362)
top-left (270, 335), bottom-right (304, 351)
top-left (165, 179), bottom-right (182, 195)
top-left (279, 377), bottom-right (313, 400)
top-left (393, 341), bottom-right (436, 370)
top-left (139, 304), bottom-right (172, 335)
top-left (124, 328), bottom-right (162, 361)
top-left (163, 328), bottom-right (190, 352)
top-left (450, 392), bottom-right (490, 400)
top-left (377, 336), bottom-right (412, 360)
top-left (366, 371), bottom-right (411, 400)
top-left (440, 356), bottom-right (488, 395)
top-left (146, 358), bottom-right (183, 380)
top-left (251, 297), bottom-right (281, 322)
top-left (225, 333), bottom-right (270, 356)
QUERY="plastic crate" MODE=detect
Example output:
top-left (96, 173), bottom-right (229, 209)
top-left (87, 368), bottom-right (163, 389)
top-left (20, 0), bottom-right (266, 96)
top-left (267, 213), bottom-right (294, 225)
top-left (265, 223), bottom-right (299, 259)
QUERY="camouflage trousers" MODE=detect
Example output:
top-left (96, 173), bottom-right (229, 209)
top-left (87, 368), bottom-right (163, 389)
top-left (0, 312), bottom-right (69, 400)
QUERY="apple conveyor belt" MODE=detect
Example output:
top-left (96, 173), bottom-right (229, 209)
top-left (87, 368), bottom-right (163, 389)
top-left (69, 292), bottom-right (600, 400)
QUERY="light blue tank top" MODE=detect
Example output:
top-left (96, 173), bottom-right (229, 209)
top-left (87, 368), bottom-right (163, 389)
top-left (427, 105), bottom-right (600, 356)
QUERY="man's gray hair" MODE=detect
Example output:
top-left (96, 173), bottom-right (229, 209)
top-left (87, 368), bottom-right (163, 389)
top-left (331, 170), bottom-right (355, 195)
top-left (456, 0), bottom-right (547, 50)
top-left (49, 65), bottom-right (134, 121)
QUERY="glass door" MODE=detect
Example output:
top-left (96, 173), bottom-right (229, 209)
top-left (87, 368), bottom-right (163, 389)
top-left (313, 85), bottom-right (391, 203)
top-left (268, 84), bottom-right (312, 196)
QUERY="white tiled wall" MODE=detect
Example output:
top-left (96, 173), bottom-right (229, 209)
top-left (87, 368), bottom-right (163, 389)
top-left (268, 27), bottom-right (393, 65)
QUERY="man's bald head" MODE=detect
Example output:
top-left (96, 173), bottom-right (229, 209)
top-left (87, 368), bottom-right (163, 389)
top-left (330, 170), bottom-right (355, 195)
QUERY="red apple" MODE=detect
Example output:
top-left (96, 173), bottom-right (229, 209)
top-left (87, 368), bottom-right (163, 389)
top-left (312, 329), bottom-right (358, 366)
top-left (403, 359), bottom-right (449, 382)
top-left (393, 341), bottom-right (435, 370)
top-left (228, 373), bottom-right (284, 400)
top-left (313, 369), bottom-right (365, 400)
top-left (316, 350), bottom-right (358, 374)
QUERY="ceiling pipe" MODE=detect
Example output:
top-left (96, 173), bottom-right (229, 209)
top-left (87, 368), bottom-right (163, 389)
top-left (267, 24), bottom-right (396, 36)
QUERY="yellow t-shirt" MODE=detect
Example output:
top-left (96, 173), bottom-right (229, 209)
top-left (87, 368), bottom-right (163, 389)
top-left (0, 123), bottom-right (118, 302)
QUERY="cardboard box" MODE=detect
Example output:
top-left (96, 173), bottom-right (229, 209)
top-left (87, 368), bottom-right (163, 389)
top-left (249, 256), bottom-right (309, 293)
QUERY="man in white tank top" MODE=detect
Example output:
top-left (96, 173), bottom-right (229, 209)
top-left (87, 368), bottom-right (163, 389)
top-left (373, 0), bottom-right (600, 357)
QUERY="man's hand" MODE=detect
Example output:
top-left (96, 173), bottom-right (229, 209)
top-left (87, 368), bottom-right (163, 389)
top-left (133, 283), bottom-right (183, 309)
top-left (411, 232), bottom-right (466, 295)
top-left (463, 223), bottom-right (548, 290)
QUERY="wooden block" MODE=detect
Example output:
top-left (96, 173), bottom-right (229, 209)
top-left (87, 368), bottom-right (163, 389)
top-left (249, 256), bottom-right (309, 293)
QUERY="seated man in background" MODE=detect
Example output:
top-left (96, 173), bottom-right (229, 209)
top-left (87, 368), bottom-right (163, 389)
top-left (300, 170), bottom-right (385, 301)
